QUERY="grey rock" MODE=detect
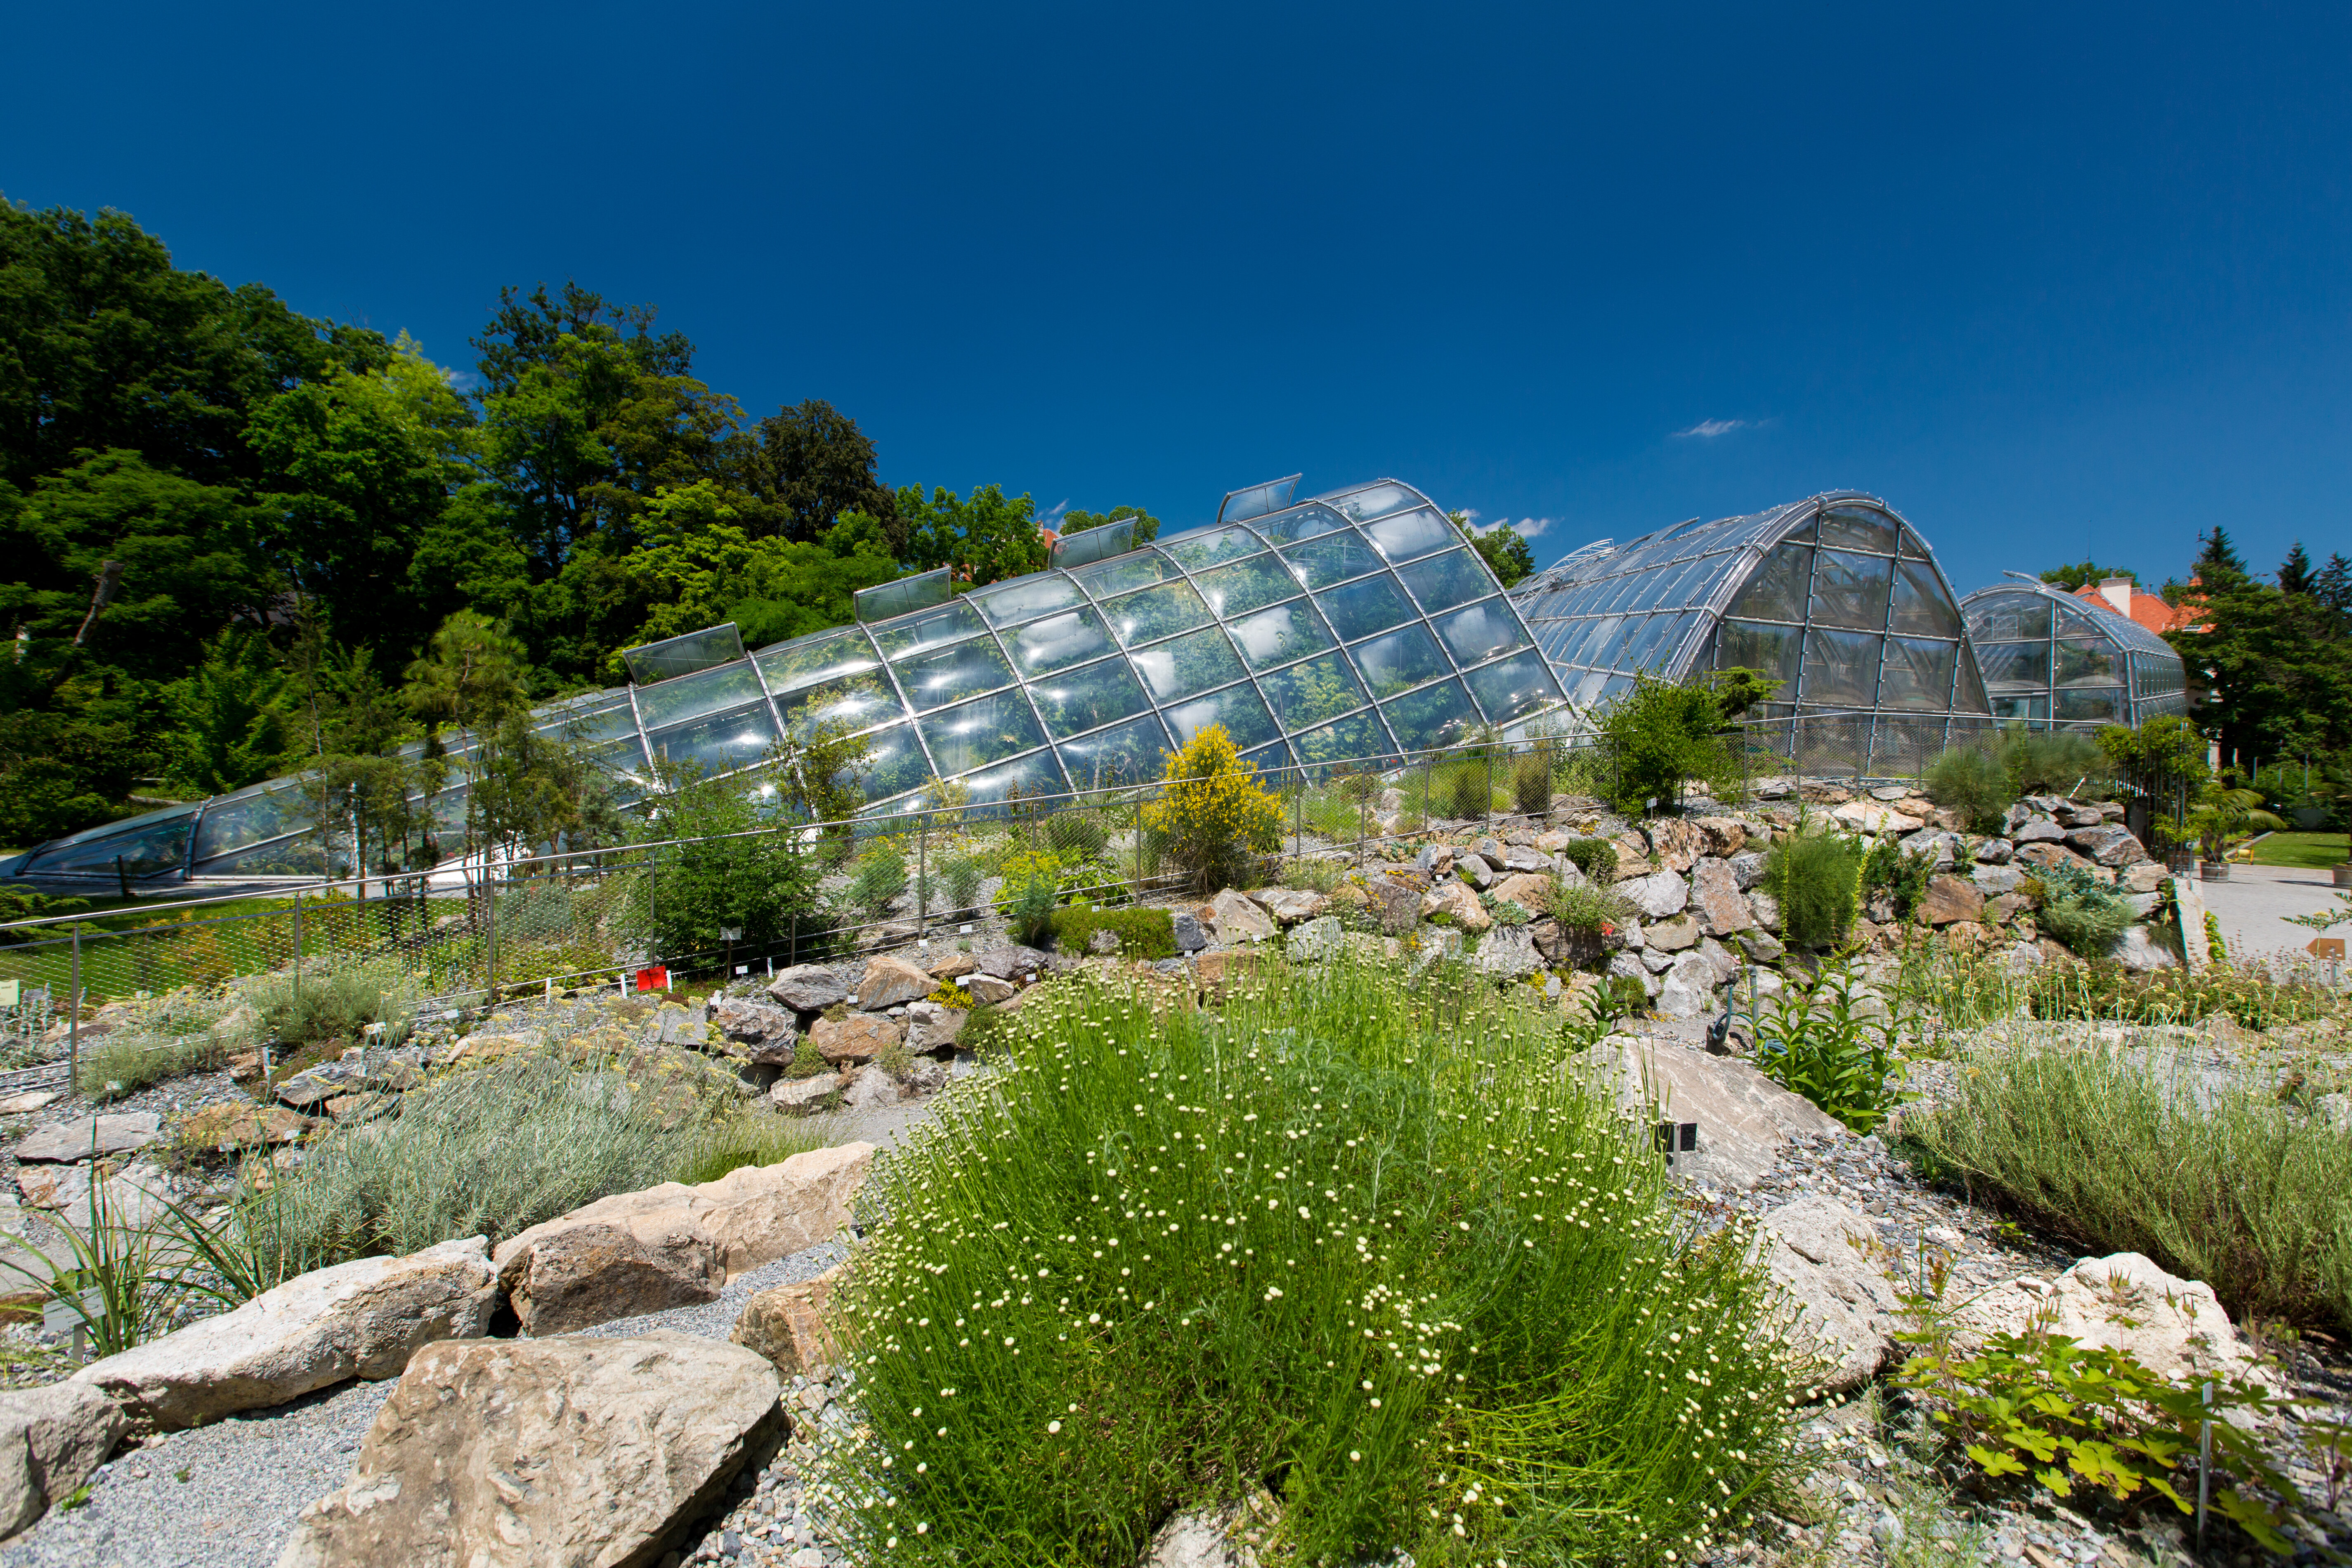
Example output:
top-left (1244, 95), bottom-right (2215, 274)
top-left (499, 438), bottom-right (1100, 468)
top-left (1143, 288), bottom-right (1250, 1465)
top-left (709, 999), bottom-right (796, 1052)
top-left (1254, 887), bottom-right (1329, 924)
top-left (975, 945), bottom-right (1053, 980)
top-left (1970, 864), bottom-right (2025, 895)
top-left (1413, 844), bottom-right (1454, 879)
top-left (1596, 1036), bottom-right (1845, 1188)
top-left (963, 973), bottom-right (1018, 1005)
top-left (1501, 847), bottom-right (1550, 873)
top-left (855, 953), bottom-right (936, 1010)
top-left (1141, 1496), bottom-right (1267, 1568)
top-left (2056, 802), bottom-right (2107, 828)
top-left (1284, 916), bottom-right (1345, 964)
top-left (840, 1064), bottom-right (901, 1110)
top-left (1171, 911), bottom-right (1209, 953)
top-left (766, 965), bottom-right (848, 1013)
top-left (2012, 819), bottom-right (2066, 844)
top-left (1759, 1195), bottom-right (1900, 1393)
top-left (1696, 936), bottom-right (1740, 985)
top-left (2067, 824), bottom-right (2153, 867)
top-left (1898, 829), bottom-right (1958, 869)
top-left (1455, 854), bottom-right (1493, 889)
top-left (2116, 925), bottom-right (2180, 971)
top-left (1471, 925), bottom-right (1542, 980)
top-left (1639, 948), bottom-right (1676, 973)
top-left (1644, 914), bottom-right (1700, 952)
top-left (1206, 889), bottom-right (1278, 945)
top-left (769, 1073), bottom-right (840, 1112)
top-left (1747, 888), bottom-right (1781, 931)
top-left (1735, 928), bottom-right (1786, 963)
top-left (0, 1383), bottom-right (123, 1538)
top-left (1620, 869), bottom-right (1689, 920)
top-left (12, 1114), bottom-right (162, 1165)
top-left (904, 1001), bottom-right (968, 1051)
top-left (1689, 857), bottom-right (1753, 935)
top-left (1656, 951), bottom-right (1719, 1018)
top-left (1727, 850), bottom-right (1770, 890)
top-left (1973, 837), bottom-right (2014, 865)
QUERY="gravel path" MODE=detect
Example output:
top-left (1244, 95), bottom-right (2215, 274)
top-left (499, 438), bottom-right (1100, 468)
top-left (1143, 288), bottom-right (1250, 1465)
top-left (0, 1241), bottom-right (852, 1568)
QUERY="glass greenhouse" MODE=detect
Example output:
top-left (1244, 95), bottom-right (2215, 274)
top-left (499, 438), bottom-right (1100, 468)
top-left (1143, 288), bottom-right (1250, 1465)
top-left (1958, 577), bottom-right (2190, 730)
top-left (1508, 491), bottom-right (1996, 764)
top-left (2, 477), bottom-right (1568, 889)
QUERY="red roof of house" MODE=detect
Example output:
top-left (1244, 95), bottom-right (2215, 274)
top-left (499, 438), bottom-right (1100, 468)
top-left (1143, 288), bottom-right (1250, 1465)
top-left (2071, 580), bottom-right (2205, 635)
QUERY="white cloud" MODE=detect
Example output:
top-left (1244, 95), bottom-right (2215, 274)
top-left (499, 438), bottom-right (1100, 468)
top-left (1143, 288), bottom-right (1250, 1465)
top-left (1674, 418), bottom-right (1750, 439)
top-left (1456, 508), bottom-right (1553, 540)
top-left (1038, 498), bottom-right (1071, 530)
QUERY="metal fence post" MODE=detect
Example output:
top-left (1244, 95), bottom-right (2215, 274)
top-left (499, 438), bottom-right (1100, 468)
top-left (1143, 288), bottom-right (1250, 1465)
top-left (917, 809), bottom-right (929, 946)
top-left (67, 925), bottom-right (80, 1093)
top-left (292, 889), bottom-right (303, 1022)
top-left (484, 865), bottom-right (497, 1007)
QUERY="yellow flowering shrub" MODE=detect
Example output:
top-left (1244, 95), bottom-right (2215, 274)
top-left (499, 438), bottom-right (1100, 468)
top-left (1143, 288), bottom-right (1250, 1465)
top-left (1141, 724), bottom-right (1282, 891)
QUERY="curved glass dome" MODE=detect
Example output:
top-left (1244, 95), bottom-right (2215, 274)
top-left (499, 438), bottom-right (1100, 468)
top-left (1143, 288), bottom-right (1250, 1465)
top-left (1509, 492), bottom-right (1995, 762)
top-left (2, 477), bottom-right (1566, 888)
top-left (1959, 579), bottom-right (2189, 730)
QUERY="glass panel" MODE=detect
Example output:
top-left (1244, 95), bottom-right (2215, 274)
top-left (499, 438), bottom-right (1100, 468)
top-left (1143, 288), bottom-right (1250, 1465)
top-left (1161, 526), bottom-right (1262, 573)
top-left (1048, 518), bottom-right (1135, 570)
top-left (1364, 506), bottom-right (1454, 563)
top-left (590, 732), bottom-right (651, 791)
top-left (890, 636), bottom-right (1017, 712)
top-left (1058, 712), bottom-right (1174, 790)
top-left (2055, 688), bottom-right (2124, 723)
top-left (26, 810), bottom-right (196, 878)
top-left (2052, 603), bottom-right (2110, 639)
top-left (1879, 637), bottom-right (1959, 712)
top-left (1349, 623), bottom-right (1450, 699)
top-left (1977, 642), bottom-right (2050, 689)
top-left (1291, 710), bottom-right (1392, 768)
top-left (622, 622), bottom-right (746, 684)
top-left (1027, 655), bottom-right (1152, 738)
top-left (1314, 573), bottom-right (1416, 642)
top-left (2054, 638), bottom-right (2121, 685)
top-left (192, 832), bottom-right (326, 878)
top-left (962, 748), bottom-right (1070, 806)
top-left (1192, 554), bottom-right (1298, 619)
top-left (1809, 549), bottom-right (1894, 630)
top-left (1003, 606), bottom-right (1113, 676)
top-left (645, 699), bottom-right (779, 777)
top-left (777, 673), bottom-right (903, 739)
top-left (191, 787), bottom-right (312, 860)
top-left (1226, 600), bottom-right (1334, 671)
top-left (1725, 543), bottom-right (1814, 622)
top-left (1567, 614), bottom-right (1624, 669)
top-left (854, 568), bottom-right (952, 623)
top-left (1716, 619), bottom-right (1804, 693)
top-left (918, 690), bottom-right (1048, 775)
top-left (853, 722), bottom-right (932, 804)
top-left (871, 598), bottom-right (987, 660)
top-left (1218, 475), bottom-right (1299, 524)
top-left (753, 626), bottom-right (882, 696)
top-left (534, 692), bottom-right (637, 742)
top-left (968, 572), bottom-right (1083, 628)
top-left (1283, 531), bottom-right (1385, 590)
top-left (1977, 595), bottom-right (2051, 643)
top-left (1163, 683), bottom-right (1280, 751)
top-left (633, 661), bottom-right (765, 730)
top-left (1130, 626), bottom-right (1245, 701)
top-left (1328, 483), bottom-right (1417, 522)
top-left (1247, 502), bottom-right (1350, 545)
top-left (1070, 549), bottom-right (1183, 601)
top-left (1431, 599), bottom-right (1531, 666)
top-left (1800, 628), bottom-right (1883, 708)
top-left (1397, 547), bottom-right (1494, 614)
top-left (1381, 679), bottom-right (1477, 752)
top-left (1993, 694), bottom-right (2051, 723)
top-left (1890, 558), bottom-right (1962, 638)
top-left (1898, 525), bottom-right (1934, 559)
top-left (1463, 649), bottom-right (1561, 726)
top-left (1259, 652), bottom-right (1368, 731)
top-left (1956, 642), bottom-right (1991, 713)
top-left (1239, 738), bottom-right (1294, 779)
top-left (1101, 580), bottom-right (1212, 647)
top-left (1817, 505), bottom-right (1897, 554)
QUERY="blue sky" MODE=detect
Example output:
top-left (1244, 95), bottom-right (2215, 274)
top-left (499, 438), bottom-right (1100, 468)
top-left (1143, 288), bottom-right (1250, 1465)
top-left (6, 1), bottom-right (2347, 594)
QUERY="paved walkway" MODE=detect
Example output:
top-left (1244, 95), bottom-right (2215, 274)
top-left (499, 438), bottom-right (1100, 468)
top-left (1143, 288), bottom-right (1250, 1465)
top-left (2193, 861), bottom-right (2351, 969)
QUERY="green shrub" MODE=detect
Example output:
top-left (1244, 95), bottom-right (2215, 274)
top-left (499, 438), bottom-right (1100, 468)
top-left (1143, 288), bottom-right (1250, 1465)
top-left (1589, 671), bottom-right (1748, 815)
top-left (1558, 837), bottom-right (1618, 880)
top-left (1044, 808), bottom-right (1112, 863)
top-left (1753, 961), bottom-right (1909, 1133)
top-left (2028, 859), bottom-right (2134, 958)
top-left (846, 841), bottom-right (909, 919)
top-left (928, 853), bottom-right (985, 914)
top-left (1277, 856), bottom-right (1344, 895)
top-left (824, 956), bottom-right (1797, 1565)
top-left (1512, 751), bottom-right (1554, 817)
top-left (1999, 728), bottom-right (2109, 799)
top-left (1140, 725), bottom-right (1282, 892)
top-left (1903, 1043), bottom-right (2352, 1332)
top-left (1444, 758), bottom-right (1490, 819)
top-left (73, 987), bottom-right (245, 1100)
top-left (1763, 829), bottom-right (1865, 949)
top-left (1861, 838), bottom-right (1934, 922)
top-left (244, 955), bottom-right (421, 1051)
top-left (1046, 903), bottom-right (1177, 960)
top-left (1919, 745), bottom-right (2007, 832)
top-left (996, 850), bottom-right (1065, 947)
top-left (672, 1110), bottom-right (823, 1187)
top-left (1549, 876), bottom-right (1632, 935)
top-left (635, 755), bottom-right (826, 956)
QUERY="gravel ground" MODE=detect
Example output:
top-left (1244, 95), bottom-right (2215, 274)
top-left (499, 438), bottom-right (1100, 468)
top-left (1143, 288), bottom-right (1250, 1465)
top-left (0, 1240), bottom-right (855, 1568)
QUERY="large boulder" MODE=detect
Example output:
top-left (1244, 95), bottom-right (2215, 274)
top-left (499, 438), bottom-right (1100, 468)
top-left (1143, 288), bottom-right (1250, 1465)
top-left (1206, 889), bottom-right (1278, 945)
top-left (1471, 924), bottom-right (1542, 979)
top-left (1620, 869), bottom-right (1689, 921)
top-left (1688, 858), bottom-right (1753, 935)
top-left (2116, 926), bottom-right (2181, 971)
top-left (1758, 1195), bottom-right (1900, 1394)
top-left (767, 965), bottom-right (848, 1013)
top-left (1692, 817), bottom-right (1749, 857)
top-left (1971, 863), bottom-right (2025, 896)
top-left (275, 1332), bottom-right (785, 1568)
top-left (905, 1000), bottom-right (968, 1052)
top-left (1955, 1254), bottom-right (2258, 1388)
top-left (2012, 818), bottom-right (2066, 845)
top-left (1252, 887), bottom-right (1329, 925)
top-left (0, 1383), bottom-right (123, 1539)
top-left (731, 1266), bottom-right (841, 1375)
top-left (1646, 818), bottom-right (1707, 873)
top-left (73, 1238), bottom-right (499, 1431)
top-left (1595, 1041), bottom-right (1846, 1190)
top-left (1488, 871), bottom-right (1555, 911)
top-left (494, 1145), bottom-right (872, 1336)
top-left (1360, 879), bottom-right (1422, 935)
top-left (1643, 913), bottom-right (1700, 952)
top-left (810, 1012), bottom-right (901, 1065)
top-left (707, 998), bottom-right (796, 1060)
top-left (1285, 916), bottom-right (1344, 963)
top-left (975, 945), bottom-right (1053, 980)
top-left (1655, 951), bottom-right (1719, 1018)
top-left (12, 1113), bottom-right (161, 1165)
top-left (1831, 801), bottom-right (1922, 835)
top-left (2066, 825), bottom-right (2153, 867)
top-left (963, 972), bottom-right (1018, 1005)
top-left (1917, 874), bottom-right (1984, 926)
top-left (855, 953), bottom-right (936, 1009)
top-left (1420, 881), bottom-right (1491, 933)
top-left (1171, 910), bottom-right (1210, 953)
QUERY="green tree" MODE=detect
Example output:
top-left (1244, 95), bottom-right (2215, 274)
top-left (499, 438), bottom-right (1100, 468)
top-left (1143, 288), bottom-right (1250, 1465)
top-left (892, 483), bottom-right (1048, 587)
top-left (732, 399), bottom-right (899, 547)
top-left (1448, 510), bottom-right (1535, 588)
top-left (161, 630), bottom-right (295, 794)
top-left (2039, 561), bottom-right (2138, 592)
top-left (1059, 504), bottom-right (1161, 546)
top-left (2165, 561), bottom-right (2352, 766)
top-left (634, 756), bottom-right (825, 962)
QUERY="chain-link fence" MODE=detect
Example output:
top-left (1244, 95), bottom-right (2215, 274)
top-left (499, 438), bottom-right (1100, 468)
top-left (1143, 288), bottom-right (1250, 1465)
top-left (0, 715), bottom-right (2033, 1049)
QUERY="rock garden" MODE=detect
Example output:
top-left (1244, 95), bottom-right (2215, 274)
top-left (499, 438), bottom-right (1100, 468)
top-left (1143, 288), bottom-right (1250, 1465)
top-left (0, 725), bottom-right (2347, 1568)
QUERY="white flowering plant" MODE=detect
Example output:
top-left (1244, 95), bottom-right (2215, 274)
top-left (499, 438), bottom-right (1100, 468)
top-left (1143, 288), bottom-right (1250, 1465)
top-left (819, 950), bottom-right (1800, 1565)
